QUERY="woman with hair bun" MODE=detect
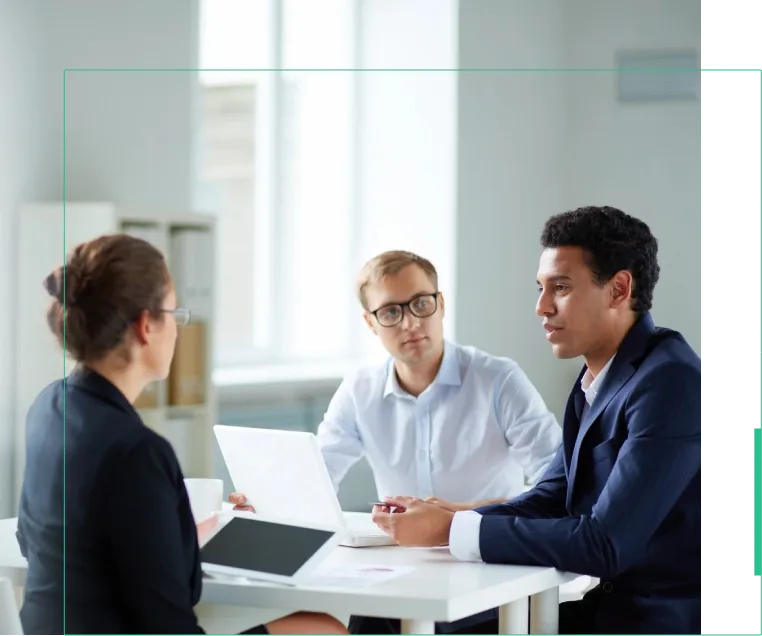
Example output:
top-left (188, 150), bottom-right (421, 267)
top-left (16, 234), bottom-right (346, 635)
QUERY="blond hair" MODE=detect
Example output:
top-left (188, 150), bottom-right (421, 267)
top-left (356, 250), bottom-right (438, 310)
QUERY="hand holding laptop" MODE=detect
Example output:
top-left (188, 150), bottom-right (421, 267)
top-left (228, 491), bottom-right (256, 513)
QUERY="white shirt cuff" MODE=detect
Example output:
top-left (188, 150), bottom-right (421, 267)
top-left (449, 510), bottom-right (483, 562)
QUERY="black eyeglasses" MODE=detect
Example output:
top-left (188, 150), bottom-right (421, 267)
top-left (370, 293), bottom-right (439, 328)
top-left (161, 308), bottom-right (191, 326)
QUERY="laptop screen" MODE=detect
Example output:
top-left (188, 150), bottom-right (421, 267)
top-left (201, 516), bottom-right (336, 576)
top-left (213, 426), bottom-right (345, 528)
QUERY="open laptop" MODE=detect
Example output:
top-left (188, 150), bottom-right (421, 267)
top-left (213, 425), bottom-right (396, 548)
top-left (200, 510), bottom-right (345, 585)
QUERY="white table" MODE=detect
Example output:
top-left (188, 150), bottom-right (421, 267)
top-left (202, 544), bottom-right (578, 634)
top-left (0, 517), bottom-right (26, 612)
top-left (0, 518), bottom-right (26, 589)
top-left (0, 517), bottom-right (580, 634)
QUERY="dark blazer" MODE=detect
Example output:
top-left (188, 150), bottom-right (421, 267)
top-left (474, 313), bottom-right (700, 634)
top-left (16, 367), bottom-right (205, 634)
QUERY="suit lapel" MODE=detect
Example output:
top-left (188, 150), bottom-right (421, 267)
top-left (566, 313), bottom-right (657, 502)
top-left (579, 360), bottom-right (634, 440)
top-left (562, 381), bottom-right (585, 511)
top-left (574, 389), bottom-right (585, 421)
top-left (563, 365), bottom-right (586, 445)
top-left (560, 378), bottom-right (584, 460)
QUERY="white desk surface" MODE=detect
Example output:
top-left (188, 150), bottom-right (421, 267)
top-left (0, 517), bottom-right (26, 587)
top-left (202, 543), bottom-right (578, 624)
top-left (1, 516), bottom-right (581, 631)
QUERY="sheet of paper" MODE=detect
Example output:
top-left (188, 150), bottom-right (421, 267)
top-left (305, 563), bottom-right (415, 589)
top-left (203, 564), bottom-right (415, 589)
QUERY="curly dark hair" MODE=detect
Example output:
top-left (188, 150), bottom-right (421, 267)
top-left (540, 206), bottom-right (660, 314)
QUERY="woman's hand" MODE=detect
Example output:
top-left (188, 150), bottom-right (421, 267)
top-left (228, 491), bottom-right (256, 512)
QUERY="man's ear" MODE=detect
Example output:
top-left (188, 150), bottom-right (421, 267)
top-left (363, 312), bottom-right (378, 336)
top-left (609, 270), bottom-right (633, 309)
top-left (438, 292), bottom-right (445, 318)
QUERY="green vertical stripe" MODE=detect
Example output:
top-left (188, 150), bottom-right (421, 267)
top-left (756, 429), bottom-right (762, 576)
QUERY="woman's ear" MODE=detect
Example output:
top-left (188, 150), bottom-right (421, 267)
top-left (132, 309), bottom-right (153, 345)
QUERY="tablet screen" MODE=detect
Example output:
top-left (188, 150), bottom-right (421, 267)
top-left (201, 516), bottom-right (336, 576)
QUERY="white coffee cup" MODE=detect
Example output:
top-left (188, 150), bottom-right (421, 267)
top-left (184, 478), bottom-right (223, 523)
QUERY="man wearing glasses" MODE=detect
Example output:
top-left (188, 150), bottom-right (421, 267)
top-left (231, 250), bottom-right (560, 510)
top-left (230, 250), bottom-right (562, 633)
top-left (313, 250), bottom-right (561, 512)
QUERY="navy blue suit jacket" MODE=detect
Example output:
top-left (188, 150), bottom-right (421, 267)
top-left (474, 313), bottom-right (700, 634)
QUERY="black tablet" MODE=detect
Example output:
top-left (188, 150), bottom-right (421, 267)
top-left (200, 512), bottom-right (345, 585)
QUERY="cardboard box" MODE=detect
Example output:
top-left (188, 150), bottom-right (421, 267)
top-left (169, 321), bottom-right (207, 406)
top-left (133, 381), bottom-right (159, 409)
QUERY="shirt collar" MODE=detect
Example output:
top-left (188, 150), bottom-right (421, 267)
top-left (66, 364), bottom-right (138, 415)
top-left (383, 339), bottom-right (462, 398)
top-left (580, 354), bottom-right (615, 407)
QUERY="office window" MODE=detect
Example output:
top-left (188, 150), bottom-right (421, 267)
top-left (198, 0), bottom-right (358, 368)
top-left (199, 84), bottom-right (258, 359)
top-left (199, 0), bottom-right (457, 373)
top-left (279, 0), bottom-right (355, 360)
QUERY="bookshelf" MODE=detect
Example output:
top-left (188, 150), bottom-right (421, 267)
top-left (14, 202), bottom-right (217, 508)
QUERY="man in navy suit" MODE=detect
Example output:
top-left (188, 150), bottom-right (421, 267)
top-left (368, 206), bottom-right (700, 634)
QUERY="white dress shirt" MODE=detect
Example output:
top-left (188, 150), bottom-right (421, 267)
top-left (316, 340), bottom-right (562, 503)
top-left (449, 354), bottom-right (616, 561)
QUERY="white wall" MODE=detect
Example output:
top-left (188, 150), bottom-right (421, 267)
top-left (0, 0), bottom-right (199, 517)
top-left (0, 0), bottom-right (45, 518)
top-left (563, 0), bottom-right (701, 352)
top-left (38, 0), bottom-right (199, 208)
top-left (455, 0), bottom-right (700, 420)
top-left (455, 0), bottom-right (578, 419)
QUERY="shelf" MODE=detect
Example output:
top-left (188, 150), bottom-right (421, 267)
top-left (136, 405), bottom-right (210, 420)
top-left (166, 404), bottom-right (210, 419)
top-left (119, 218), bottom-right (161, 228)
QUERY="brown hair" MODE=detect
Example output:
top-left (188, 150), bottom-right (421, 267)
top-left (44, 234), bottom-right (170, 363)
top-left (356, 250), bottom-right (438, 310)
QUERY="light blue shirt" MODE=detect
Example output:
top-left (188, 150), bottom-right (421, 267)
top-left (316, 340), bottom-right (562, 503)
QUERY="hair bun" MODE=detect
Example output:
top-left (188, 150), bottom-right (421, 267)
top-left (43, 268), bottom-right (65, 303)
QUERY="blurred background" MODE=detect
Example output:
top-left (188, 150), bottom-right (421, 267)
top-left (0, 0), bottom-right (700, 518)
